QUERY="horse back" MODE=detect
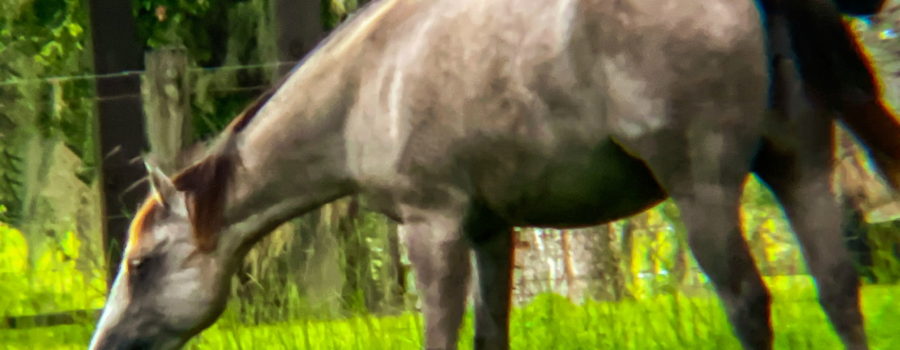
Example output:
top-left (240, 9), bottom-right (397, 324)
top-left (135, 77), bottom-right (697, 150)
top-left (346, 0), bottom-right (766, 224)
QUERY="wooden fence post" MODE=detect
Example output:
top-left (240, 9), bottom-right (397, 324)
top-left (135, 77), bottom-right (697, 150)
top-left (142, 48), bottom-right (192, 174)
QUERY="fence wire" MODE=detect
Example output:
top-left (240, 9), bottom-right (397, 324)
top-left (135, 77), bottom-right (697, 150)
top-left (0, 61), bottom-right (297, 87)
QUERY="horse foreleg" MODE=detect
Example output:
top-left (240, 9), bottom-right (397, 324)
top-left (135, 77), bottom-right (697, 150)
top-left (631, 117), bottom-right (772, 350)
top-left (466, 212), bottom-right (514, 350)
top-left (402, 210), bottom-right (471, 350)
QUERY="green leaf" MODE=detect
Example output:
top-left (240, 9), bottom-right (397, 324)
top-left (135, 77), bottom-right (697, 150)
top-left (39, 41), bottom-right (63, 58)
top-left (65, 22), bottom-right (82, 37)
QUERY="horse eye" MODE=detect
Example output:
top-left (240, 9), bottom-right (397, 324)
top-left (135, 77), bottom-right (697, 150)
top-left (128, 258), bottom-right (143, 270)
top-left (127, 256), bottom-right (154, 287)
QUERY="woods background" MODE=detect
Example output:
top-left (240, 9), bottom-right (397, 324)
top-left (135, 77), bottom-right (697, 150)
top-left (2, 0), bottom-right (900, 346)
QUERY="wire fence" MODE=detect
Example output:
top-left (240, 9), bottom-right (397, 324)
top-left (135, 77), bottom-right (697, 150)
top-left (0, 61), bottom-right (296, 87)
top-left (0, 60), bottom-right (304, 329)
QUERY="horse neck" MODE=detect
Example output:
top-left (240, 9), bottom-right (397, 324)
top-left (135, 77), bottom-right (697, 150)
top-left (210, 0), bottom-right (419, 251)
top-left (219, 57), bottom-right (362, 249)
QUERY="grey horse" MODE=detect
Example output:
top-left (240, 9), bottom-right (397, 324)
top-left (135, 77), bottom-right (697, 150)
top-left (89, 0), bottom-right (896, 349)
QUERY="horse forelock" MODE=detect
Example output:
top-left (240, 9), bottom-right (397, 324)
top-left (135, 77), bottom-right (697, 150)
top-left (125, 197), bottom-right (163, 258)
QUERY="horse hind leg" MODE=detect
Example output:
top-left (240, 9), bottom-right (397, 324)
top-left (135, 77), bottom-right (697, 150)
top-left (755, 145), bottom-right (868, 350)
top-left (621, 126), bottom-right (773, 348)
top-left (755, 147), bottom-right (868, 349)
top-left (755, 51), bottom-right (868, 350)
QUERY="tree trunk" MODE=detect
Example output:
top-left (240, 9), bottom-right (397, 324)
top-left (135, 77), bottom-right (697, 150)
top-left (588, 225), bottom-right (626, 301)
top-left (670, 235), bottom-right (690, 287)
top-left (661, 202), bottom-right (689, 289)
top-left (271, 0), bottom-right (324, 79)
top-left (334, 197), bottom-right (399, 313)
top-left (620, 220), bottom-right (635, 290)
top-left (335, 197), bottom-right (372, 312)
top-left (385, 219), bottom-right (407, 312)
top-left (842, 195), bottom-right (876, 282)
top-left (560, 230), bottom-right (578, 299)
top-left (87, 0), bottom-right (148, 289)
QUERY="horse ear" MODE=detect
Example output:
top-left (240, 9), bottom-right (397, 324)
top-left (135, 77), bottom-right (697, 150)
top-left (145, 161), bottom-right (176, 208)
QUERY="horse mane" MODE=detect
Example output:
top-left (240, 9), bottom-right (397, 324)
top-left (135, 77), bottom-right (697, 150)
top-left (225, 0), bottom-right (394, 134)
top-left (168, 37), bottom-right (290, 251)
top-left (226, 85), bottom-right (279, 134)
top-left (170, 144), bottom-right (235, 252)
top-left (163, 62), bottom-right (280, 251)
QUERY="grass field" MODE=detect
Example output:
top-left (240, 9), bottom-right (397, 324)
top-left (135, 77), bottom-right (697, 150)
top-left (2, 223), bottom-right (900, 349)
top-left (1, 277), bottom-right (898, 350)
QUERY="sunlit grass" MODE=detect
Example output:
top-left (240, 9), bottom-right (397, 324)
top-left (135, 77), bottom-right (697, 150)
top-left (3, 219), bottom-right (900, 349)
top-left (0, 223), bottom-right (106, 317)
top-left (3, 220), bottom-right (899, 349)
top-left (2, 277), bottom-right (898, 349)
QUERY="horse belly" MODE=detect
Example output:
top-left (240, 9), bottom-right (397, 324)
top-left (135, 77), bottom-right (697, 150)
top-left (490, 140), bottom-right (666, 227)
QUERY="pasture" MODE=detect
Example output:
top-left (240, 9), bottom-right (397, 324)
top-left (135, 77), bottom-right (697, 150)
top-left (2, 221), bottom-right (900, 350)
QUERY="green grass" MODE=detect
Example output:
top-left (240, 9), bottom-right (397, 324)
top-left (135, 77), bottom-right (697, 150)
top-left (2, 277), bottom-right (899, 349)
top-left (3, 222), bottom-right (899, 349)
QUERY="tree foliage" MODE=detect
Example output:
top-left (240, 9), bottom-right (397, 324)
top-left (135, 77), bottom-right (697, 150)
top-left (0, 0), bottom-right (93, 224)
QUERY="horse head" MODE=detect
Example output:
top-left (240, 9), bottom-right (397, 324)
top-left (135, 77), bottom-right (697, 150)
top-left (89, 161), bottom-right (235, 350)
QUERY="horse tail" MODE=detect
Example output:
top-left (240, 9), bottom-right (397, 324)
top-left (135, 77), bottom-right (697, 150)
top-left (832, 0), bottom-right (885, 16)
top-left (781, 0), bottom-right (900, 191)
